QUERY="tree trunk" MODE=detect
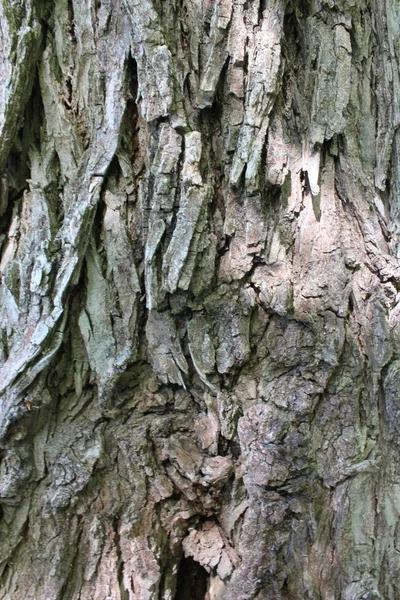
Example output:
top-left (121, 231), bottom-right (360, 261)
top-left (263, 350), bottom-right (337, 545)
top-left (0, 0), bottom-right (400, 598)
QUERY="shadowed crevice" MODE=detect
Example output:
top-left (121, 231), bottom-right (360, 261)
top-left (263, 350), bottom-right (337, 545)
top-left (174, 556), bottom-right (209, 600)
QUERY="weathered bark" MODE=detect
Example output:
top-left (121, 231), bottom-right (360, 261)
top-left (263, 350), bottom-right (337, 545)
top-left (1, 0), bottom-right (400, 598)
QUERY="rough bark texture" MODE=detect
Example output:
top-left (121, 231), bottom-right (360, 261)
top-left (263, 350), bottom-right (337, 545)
top-left (1, 1), bottom-right (400, 598)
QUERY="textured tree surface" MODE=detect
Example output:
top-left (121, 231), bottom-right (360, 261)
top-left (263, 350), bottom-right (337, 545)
top-left (1, 0), bottom-right (400, 598)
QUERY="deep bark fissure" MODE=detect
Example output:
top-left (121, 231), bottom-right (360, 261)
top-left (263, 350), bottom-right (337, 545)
top-left (174, 556), bottom-right (209, 600)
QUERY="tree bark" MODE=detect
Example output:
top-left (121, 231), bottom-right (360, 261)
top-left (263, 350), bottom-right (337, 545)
top-left (0, 0), bottom-right (400, 598)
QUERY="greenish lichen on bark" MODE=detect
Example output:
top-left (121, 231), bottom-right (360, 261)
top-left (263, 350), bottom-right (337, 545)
top-left (1, 0), bottom-right (400, 599)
